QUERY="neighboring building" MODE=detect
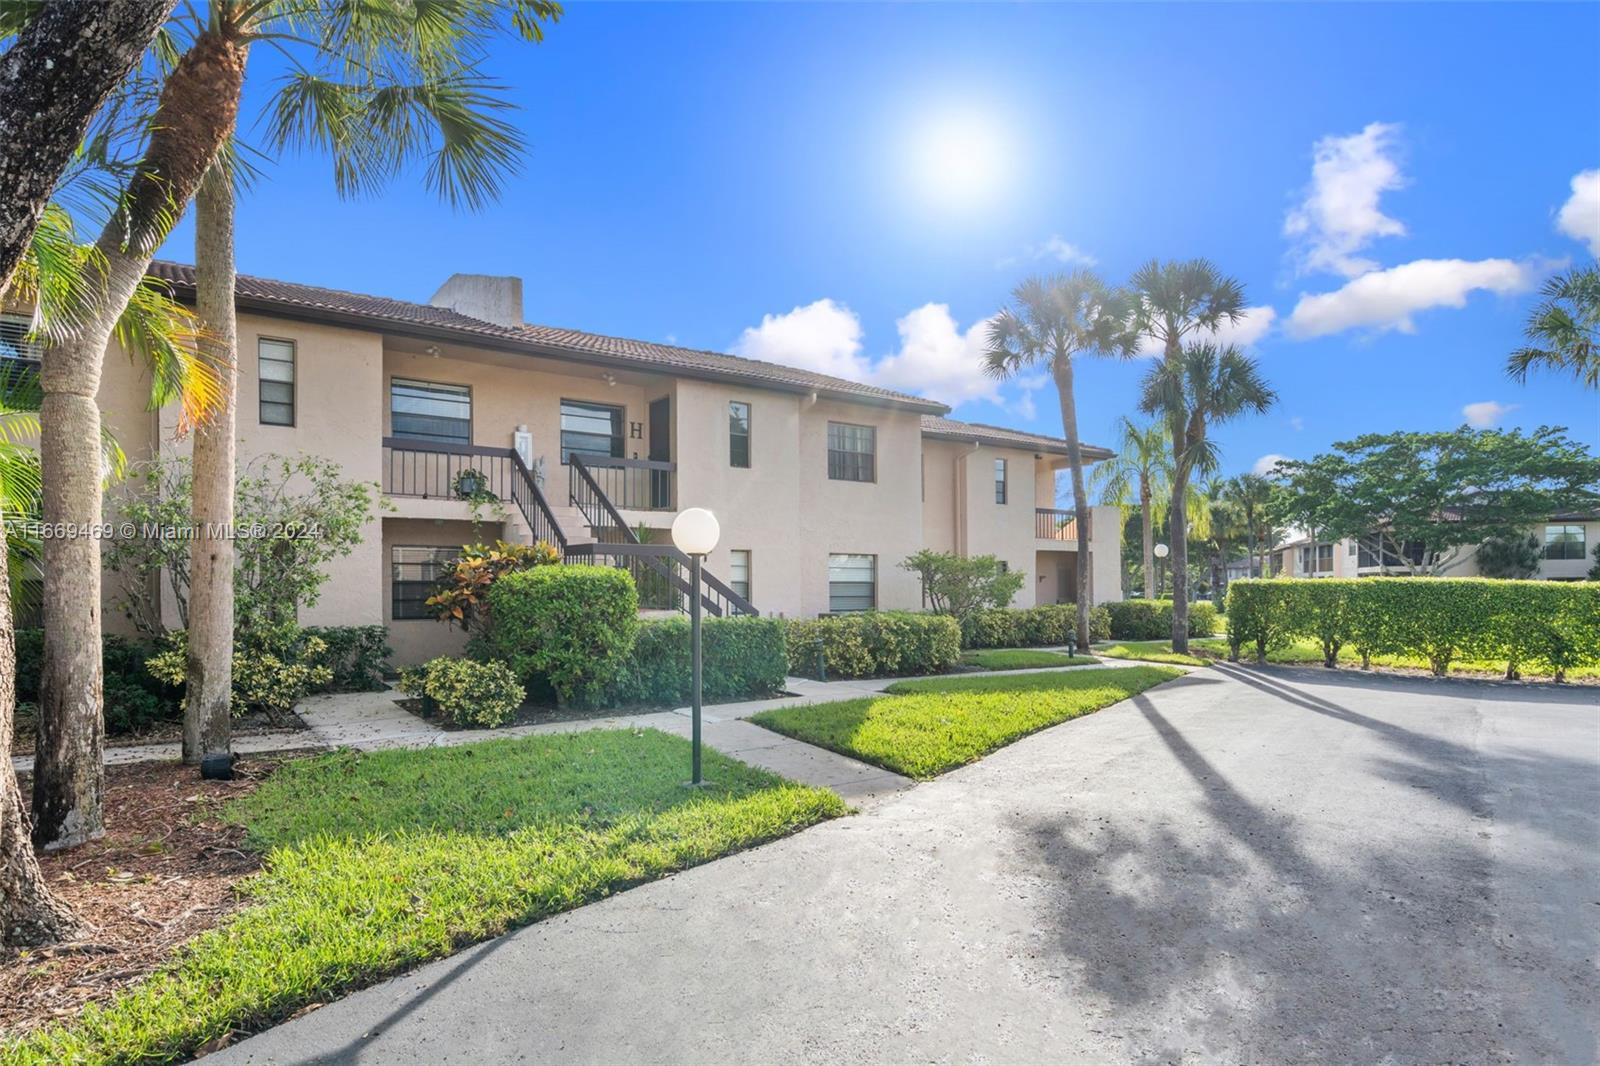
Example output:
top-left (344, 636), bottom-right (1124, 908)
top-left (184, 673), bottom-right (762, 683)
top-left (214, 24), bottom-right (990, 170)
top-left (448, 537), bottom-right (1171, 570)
top-left (35, 266), bottom-right (1122, 664)
top-left (1225, 514), bottom-right (1599, 583)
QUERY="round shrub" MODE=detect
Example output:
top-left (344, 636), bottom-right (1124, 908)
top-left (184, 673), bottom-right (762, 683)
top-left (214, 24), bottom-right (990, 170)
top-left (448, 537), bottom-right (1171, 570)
top-left (400, 656), bottom-right (525, 728)
top-left (485, 565), bottom-right (639, 704)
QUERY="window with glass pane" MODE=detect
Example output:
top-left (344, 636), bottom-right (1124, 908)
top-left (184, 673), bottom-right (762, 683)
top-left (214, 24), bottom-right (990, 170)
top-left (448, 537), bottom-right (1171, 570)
top-left (1544, 524), bottom-right (1587, 561)
top-left (729, 549), bottom-right (751, 600)
top-left (994, 458), bottom-right (1008, 504)
top-left (390, 378), bottom-right (469, 443)
top-left (560, 399), bottom-right (624, 462)
top-left (0, 314), bottom-right (40, 378)
top-left (729, 401), bottom-right (751, 468)
top-left (259, 339), bottom-right (296, 426)
top-left (828, 553), bottom-right (875, 612)
top-left (827, 422), bottom-right (875, 482)
top-left (391, 545), bottom-right (458, 619)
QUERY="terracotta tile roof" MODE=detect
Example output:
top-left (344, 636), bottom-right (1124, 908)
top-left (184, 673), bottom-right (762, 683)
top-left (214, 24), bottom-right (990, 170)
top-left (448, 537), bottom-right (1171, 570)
top-left (147, 261), bottom-right (947, 413)
top-left (919, 415), bottom-right (1113, 461)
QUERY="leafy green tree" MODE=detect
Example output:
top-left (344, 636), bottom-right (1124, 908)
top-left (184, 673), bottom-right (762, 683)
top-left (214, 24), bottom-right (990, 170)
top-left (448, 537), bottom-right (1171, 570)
top-left (1506, 265), bottom-right (1598, 390)
top-left (900, 550), bottom-right (1026, 624)
top-left (1274, 427), bottom-right (1600, 575)
top-left (985, 271), bottom-right (1136, 648)
top-left (1128, 259), bottom-right (1248, 652)
top-left (1092, 417), bottom-right (1168, 599)
top-left (1475, 531), bottom-right (1543, 579)
top-left (1138, 342), bottom-right (1276, 623)
top-left (1223, 473), bottom-right (1278, 581)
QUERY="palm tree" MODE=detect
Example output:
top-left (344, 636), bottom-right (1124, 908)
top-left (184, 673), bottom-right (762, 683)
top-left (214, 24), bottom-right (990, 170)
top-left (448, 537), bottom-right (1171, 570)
top-left (184, 0), bottom-right (556, 771)
top-left (1506, 265), bottom-right (1598, 390)
top-left (0, 368), bottom-right (83, 945)
top-left (1129, 259), bottom-right (1247, 652)
top-left (1091, 417), bottom-right (1170, 599)
top-left (1140, 343), bottom-right (1276, 616)
top-left (1223, 473), bottom-right (1276, 581)
top-left (986, 272), bottom-right (1136, 648)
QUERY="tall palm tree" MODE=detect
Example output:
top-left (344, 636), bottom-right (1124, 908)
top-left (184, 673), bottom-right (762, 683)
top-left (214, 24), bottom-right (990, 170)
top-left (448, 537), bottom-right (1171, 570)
top-left (1140, 343), bottom-right (1276, 616)
top-left (185, 0), bottom-right (557, 771)
top-left (1506, 264), bottom-right (1599, 390)
top-left (985, 272), bottom-right (1136, 648)
top-left (1128, 259), bottom-right (1247, 652)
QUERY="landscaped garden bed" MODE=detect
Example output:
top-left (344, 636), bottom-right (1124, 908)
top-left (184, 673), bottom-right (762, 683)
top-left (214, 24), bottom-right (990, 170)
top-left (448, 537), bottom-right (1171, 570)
top-left (750, 666), bottom-right (1180, 779)
top-left (3, 732), bottom-right (844, 1063)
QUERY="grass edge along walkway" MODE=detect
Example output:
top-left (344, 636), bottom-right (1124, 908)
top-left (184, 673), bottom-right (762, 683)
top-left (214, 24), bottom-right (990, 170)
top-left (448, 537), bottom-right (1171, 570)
top-left (4, 730), bottom-right (846, 1065)
top-left (750, 665), bottom-right (1181, 780)
top-left (958, 648), bottom-right (1099, 671)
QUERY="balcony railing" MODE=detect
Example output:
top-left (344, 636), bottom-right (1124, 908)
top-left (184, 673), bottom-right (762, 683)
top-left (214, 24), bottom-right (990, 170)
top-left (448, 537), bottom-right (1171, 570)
top-left (1036, 508), bottom-right (1091, 543)
top-left (383, 437), bottom-right (567, 552)
top-left (566, 454), bottom-right (675, 512)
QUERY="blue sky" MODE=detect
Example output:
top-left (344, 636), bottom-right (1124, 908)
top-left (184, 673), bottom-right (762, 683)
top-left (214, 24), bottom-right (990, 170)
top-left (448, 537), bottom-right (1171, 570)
top-left (162, 2), bottom-right (1600, 488)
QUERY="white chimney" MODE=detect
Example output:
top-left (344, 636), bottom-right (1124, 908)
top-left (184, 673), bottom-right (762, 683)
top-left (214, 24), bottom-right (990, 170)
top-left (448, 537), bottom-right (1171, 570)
top-left (428, 273), bottom-right (524, 328)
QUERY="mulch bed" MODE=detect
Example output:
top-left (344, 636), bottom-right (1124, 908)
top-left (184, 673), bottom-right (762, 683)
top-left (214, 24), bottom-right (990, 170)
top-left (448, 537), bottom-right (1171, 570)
top-left (1, 758), bottom-right (283, 1039)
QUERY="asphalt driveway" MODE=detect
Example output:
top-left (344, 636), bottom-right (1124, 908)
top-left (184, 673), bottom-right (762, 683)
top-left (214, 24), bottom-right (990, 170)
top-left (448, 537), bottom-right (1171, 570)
top-left (217, 664), bottom-right (1599, 1065)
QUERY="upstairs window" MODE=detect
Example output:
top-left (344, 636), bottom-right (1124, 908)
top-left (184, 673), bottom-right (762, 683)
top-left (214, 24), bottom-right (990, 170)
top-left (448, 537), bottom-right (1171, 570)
top-left (729, 401), bottom-right (751, 468)
top-left (827, 422), bottom-right (875, 482)
top-left (391, 545), bottom-right (458, 620)
top-left (828, 553), bottom-right (876, 612)
top-left (1544, 524), bottom-right (1587, 561)
top-left (259, 338), bottom-right (296, 426)
top-left (995, 458), bottom-right (1008, 504)
top-left (0, 314), bottom-right (41, 389)
top-left (560, 399), bottom-right (624, 462)
top-left (391, 377), bottom-right (470, 444)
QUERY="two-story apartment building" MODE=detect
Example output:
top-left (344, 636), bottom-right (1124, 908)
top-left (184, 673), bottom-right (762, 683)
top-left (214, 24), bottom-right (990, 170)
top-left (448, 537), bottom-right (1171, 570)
top-left (44, 265), bottom-right (1122, 664)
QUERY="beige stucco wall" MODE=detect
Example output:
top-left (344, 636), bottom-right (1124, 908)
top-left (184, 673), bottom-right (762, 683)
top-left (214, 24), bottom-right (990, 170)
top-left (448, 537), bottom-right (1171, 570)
top-left (381, 517), bottom-right (494, 665)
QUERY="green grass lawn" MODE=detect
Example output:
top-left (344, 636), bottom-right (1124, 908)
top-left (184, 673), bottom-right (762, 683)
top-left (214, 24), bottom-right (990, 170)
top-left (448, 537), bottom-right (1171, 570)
top-left (6, 731), bottom-right (845, 1065)
top-left (750, 666), bottom-right (1180, 780)
top-left (1093, 640), bottom-right (1214, 667)
top-left (958, 648), bottom-right (1097, 671)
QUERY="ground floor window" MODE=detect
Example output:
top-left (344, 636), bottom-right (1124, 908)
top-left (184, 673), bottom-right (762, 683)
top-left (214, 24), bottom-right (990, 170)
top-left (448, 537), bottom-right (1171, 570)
top-left (729, 549), bottom-right (752, 601)
top-left (391, 545), bottom-right (459, 619)
top-left (828, 553), bottom-right (876, 613)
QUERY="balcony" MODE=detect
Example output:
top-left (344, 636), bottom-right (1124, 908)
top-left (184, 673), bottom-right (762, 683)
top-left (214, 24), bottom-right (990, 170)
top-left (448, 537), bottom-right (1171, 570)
top-left (1036, 508), bottom-right (1091, 543)
top-left (567, 455), bottom-right (675, 513)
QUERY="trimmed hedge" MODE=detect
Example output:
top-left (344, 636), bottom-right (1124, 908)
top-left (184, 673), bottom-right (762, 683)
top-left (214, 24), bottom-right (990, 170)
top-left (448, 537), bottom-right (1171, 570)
top-left (961, 603), bottom-right (1111, 649)
top-left (1104, 599), bottom-right (1219, 641)
top-left (486, 565), bottom-right (639, 703)
top-left (787, 612), bottom-right (961, 680)
top-left (399, 656), bottom-right (524, 728)
top-left (589, 616), bottom-right (788, 707)
top-left (1226, 578), bottom-right (1600, 680)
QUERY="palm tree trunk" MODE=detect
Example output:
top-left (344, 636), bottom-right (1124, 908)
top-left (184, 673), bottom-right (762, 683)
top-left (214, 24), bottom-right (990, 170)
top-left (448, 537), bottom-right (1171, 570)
top-left (1, 538), bottom-right (83, 945)
top-left (184, 170), bottom-right (237, 767)
top-left (1054, 360), bottom-right (1093, 649)
top-left (1140, 480), bottom-right (1155, 599)
top-left (1168, 475), bottom-right (1190, 651)
top-left (31, 28), bottom-right (247, 849)
top-left (0, 0), bottom-right (177, 297)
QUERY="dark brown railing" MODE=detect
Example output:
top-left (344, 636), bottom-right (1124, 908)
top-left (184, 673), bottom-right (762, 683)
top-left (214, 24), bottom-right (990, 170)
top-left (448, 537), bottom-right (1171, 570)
top-left (383, 438), bottom-right (566, 553)
top-left (1035, 508), bottom-right (1091, 542)
top-left (570, 454), bottom-right (756, 617)
top-left (566, 454), bottom-right (675, 512)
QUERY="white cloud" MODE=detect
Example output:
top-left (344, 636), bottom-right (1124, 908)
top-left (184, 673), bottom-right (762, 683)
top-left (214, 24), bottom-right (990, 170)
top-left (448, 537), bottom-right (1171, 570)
top-left (1284, 122), bottom-right (1407, 278)
top-left (1288, 415), bottom-right (1305, 432)
top-left (1556, 168), bottom-right (1600, 257)
top-left (873, 303), bottom-right (1001, 406)
top-left (1136, 305), bottom-right (1279, 356)
top-left (1252, 453), bottom-right (1290, 477)
top-left (1285, 257), bottom-right (1538, 339)
top-left (1462, 400), bottom-right (1517, 428)
top-left (1035, 235), bottom-right (1096, 266)
top-left (731, 298), bottom-right (868, 381)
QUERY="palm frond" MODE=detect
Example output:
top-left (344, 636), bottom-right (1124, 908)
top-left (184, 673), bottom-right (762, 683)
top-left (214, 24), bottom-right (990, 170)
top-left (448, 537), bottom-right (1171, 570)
top-left (115, 277), bottom-right (223, 434)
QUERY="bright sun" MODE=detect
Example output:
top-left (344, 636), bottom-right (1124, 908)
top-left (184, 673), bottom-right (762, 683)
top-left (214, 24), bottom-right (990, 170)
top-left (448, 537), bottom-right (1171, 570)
top-left (909, 109), bottom-right (1010, 211)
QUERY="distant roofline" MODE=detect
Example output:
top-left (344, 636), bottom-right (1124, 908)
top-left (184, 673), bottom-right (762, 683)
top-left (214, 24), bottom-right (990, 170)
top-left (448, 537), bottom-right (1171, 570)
top-left (919, 415), bottom-right (1113, 461)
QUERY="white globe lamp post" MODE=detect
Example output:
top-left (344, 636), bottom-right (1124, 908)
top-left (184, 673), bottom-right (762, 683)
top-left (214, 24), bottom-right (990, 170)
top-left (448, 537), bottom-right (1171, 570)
top-left (671, 507), bottom-right (720, 785)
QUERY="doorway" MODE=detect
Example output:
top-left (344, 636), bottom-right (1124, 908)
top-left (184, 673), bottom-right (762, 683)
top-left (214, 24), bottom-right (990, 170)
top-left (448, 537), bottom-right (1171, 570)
top-left (648, 397), bottom-right (671, 508)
